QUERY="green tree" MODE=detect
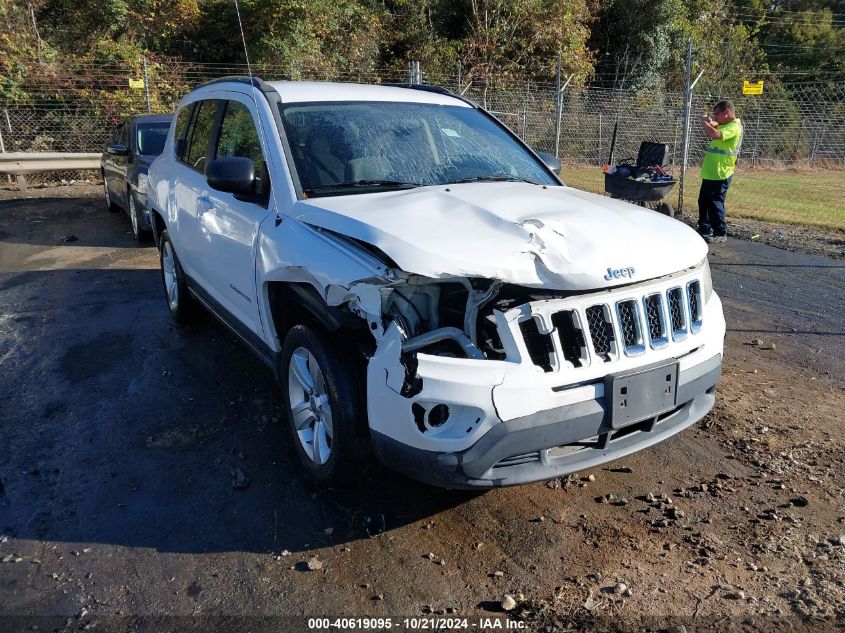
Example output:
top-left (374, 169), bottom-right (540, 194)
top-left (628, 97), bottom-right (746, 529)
top-left (379, 0), bottom-right (462, 78)
top-left (0, 0), bottom-right (54, 103)
top-left (128, 0), bottom-right (201, 55)
top-left (461, 0), bottom-right (593, 84)
top-left (756, 1), bottom-right (845, 85)
top-left (587, 0), bottom-right (768, 93)
top-left (37, 0), bottom-right (130, 52)
top-left (588, 0), bottom-right (686, 90)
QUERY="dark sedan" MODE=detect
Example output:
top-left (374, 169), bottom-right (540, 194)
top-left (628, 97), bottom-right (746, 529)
top-left (101, 113), bottom-right (174, 240)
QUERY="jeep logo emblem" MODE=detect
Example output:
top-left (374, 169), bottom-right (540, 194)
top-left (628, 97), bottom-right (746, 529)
top-left (604, 266), bottom-right (636, 281)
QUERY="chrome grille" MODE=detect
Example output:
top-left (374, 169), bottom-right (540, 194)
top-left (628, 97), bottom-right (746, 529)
top-left (514, 275), bottom-right (705, 371)
top-left (519, 317), bottom-right (554, 372)
top-left (645, 295), bottom-right (662, 340)
top-left (585, 305), bottom-right (614, 361)
top-left (616, 299), bottom-right (645, 355)
top-left (687, 280), bottom-right (703, 333)
top-left (643, 293), bottom-right (669, 349)
top-left (552, 309), bottom-right (588, 368)
top-left (667, 287), bottom-right (687, 340)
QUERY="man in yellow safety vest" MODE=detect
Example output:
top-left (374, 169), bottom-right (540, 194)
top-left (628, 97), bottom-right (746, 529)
top-left (698, 100), bottom-right (742, 243)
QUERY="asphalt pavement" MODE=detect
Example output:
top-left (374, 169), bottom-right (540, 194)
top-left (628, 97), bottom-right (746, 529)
top-left (1, 193), bottom-right (843, 631)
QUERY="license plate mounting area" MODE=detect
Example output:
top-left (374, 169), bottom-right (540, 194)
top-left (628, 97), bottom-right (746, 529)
top-left (604, 361), bottom-right (679, 429)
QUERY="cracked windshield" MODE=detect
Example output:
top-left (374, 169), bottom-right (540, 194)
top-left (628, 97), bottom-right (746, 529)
top-left (279, 101), bottom-right (559, 195)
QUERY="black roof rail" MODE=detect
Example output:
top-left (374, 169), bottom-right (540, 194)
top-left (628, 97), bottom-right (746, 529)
top-left (381, 82), bottom-right (478, 108)
top-left (193, 75), bottom-right (281, 105)
top-left (381, 82), bottom-right (454, 96)
top-left (193, 77), bottom-right (479, 109)
top-left (195, 75), bottom-right (265, 90)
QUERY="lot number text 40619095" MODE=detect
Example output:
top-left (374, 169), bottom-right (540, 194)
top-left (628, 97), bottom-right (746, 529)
top-left (307, 617), bottom-right (526, 630)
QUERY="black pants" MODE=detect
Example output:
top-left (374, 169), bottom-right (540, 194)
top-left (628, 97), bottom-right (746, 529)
top-left (698, 176), bottom-right (732, 237)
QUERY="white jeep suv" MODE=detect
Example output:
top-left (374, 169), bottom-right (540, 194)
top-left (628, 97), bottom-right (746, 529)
top-left (147, 77), bottom-right (725, 488)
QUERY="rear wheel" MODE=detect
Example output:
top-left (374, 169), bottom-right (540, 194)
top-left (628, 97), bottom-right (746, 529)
top-left (280, 324), bottom-right (368, 482)
top-left (159, 230), bottom-right (194, 323)
top-left (128, 193), bottom-right (150, 241)
top-left (103, 172), bottom-right (118, 213)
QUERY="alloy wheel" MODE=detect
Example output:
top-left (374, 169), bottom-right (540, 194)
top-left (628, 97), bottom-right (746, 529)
top-left (287, 347), bottom-right (333, 465)
top-left (161, 241), bottom-right (179, 311)
top-left (129, 195), bottom-right (139, 239)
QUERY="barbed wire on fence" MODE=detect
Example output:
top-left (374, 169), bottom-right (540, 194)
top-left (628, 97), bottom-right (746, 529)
top-left (2, 57), bottom-right (844, 188)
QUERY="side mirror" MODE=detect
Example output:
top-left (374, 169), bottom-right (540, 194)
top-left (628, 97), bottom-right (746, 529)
top-left (537, 151), bottom-right (561, 174)
top-left (206, 157), bottom-right (255, 194)
top-left (106, 143), bottom-right (129, 156)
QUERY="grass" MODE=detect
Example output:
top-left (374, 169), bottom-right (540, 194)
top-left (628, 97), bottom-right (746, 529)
top-left (559, 164), bottom-right (845, 231)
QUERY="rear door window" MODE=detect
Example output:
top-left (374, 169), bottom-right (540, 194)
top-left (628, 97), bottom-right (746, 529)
top-left (183, 100), bottom-right (218, 173)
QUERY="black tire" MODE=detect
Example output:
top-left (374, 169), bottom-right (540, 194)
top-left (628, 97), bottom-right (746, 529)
top-left (280, 324), bottom-right (369, 483)
top-left (656, 202), bottom-right (674, 217)
top-left (128, 191), bottom-right (151, 242)
top-left (158, 230), bottom-right (195, 324)
top-left (103, 172), bottom-right (119, 213)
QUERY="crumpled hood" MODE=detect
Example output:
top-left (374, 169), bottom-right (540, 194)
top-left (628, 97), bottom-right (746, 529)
top-left (293, 182), bottom-right (707, 290)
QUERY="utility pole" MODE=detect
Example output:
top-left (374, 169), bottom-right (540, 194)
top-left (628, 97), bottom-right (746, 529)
top-left (0, 116), bottom-right (7, 185)
top-left (522, 81), bottom-right (529, 140)
top-left (678, 38), bottom-right (692, 214)
top-left (142, 55), bottom-right (151, 113)
top-left (3, 109), bottom-right (12, 183)
top-left (751, 103), bottom-right (762, 165)
top-left (555, 55), bottom-right (561, 158)
top-left (555, 71), bottom-right (573, 160)
top-left (407, 61), bottom-right (422, 85)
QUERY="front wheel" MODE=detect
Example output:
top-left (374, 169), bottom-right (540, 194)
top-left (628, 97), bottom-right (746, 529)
top-left (280, 324), bottom-right (368, 483)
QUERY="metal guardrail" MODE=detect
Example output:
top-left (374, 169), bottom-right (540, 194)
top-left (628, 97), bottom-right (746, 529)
top-left (0, 152), bottom-right (102, 175)
top-left (0, 152), bottom-right (102, 191)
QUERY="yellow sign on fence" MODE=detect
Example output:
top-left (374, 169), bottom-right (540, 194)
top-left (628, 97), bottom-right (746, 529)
top-left (743, 80), bottom-right (764, 95)
top-left (128, 78), bottom-right (145, 90)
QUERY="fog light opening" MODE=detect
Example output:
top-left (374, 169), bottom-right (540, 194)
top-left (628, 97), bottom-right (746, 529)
top-left (426, 404), bottom-right (450, 429)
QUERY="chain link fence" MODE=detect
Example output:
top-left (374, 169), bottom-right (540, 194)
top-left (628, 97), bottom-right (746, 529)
top-left (454, 81), bottom-right (845, 169)
top-left (2, 57), bottom-right (844, 187)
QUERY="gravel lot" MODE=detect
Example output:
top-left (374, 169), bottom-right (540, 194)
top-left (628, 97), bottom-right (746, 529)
top-left (1, 191), bottom-right (843, 632)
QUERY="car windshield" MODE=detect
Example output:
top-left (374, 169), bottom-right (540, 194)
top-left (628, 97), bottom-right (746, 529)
top-left (136, 122), bottom-right (171, 156)
top-left (278, 101), bottom-right (558, 196)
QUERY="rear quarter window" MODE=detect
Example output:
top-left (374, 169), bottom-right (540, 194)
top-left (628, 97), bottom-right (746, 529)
top-left (136, 122), bottom-right (170, 156)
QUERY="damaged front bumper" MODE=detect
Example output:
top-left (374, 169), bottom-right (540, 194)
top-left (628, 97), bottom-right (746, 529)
top-left (370, 354), bottom-right (721, 488)
top-left (366, 272), bottom-right (725, 489)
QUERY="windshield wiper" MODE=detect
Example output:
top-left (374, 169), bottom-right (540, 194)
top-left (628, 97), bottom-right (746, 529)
top-left (446, 175), bottom-right (540, 185)
top-left (304, 179), bottom-right (423, 194)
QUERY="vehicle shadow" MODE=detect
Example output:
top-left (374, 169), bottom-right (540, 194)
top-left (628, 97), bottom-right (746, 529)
top-left (0, 266), bottom-right (479, 557)
top-left (0, 196), bottom-right (142, 249)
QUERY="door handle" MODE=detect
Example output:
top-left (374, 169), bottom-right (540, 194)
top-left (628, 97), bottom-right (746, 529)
top-left (197, 195), bottom-right (213, 213)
